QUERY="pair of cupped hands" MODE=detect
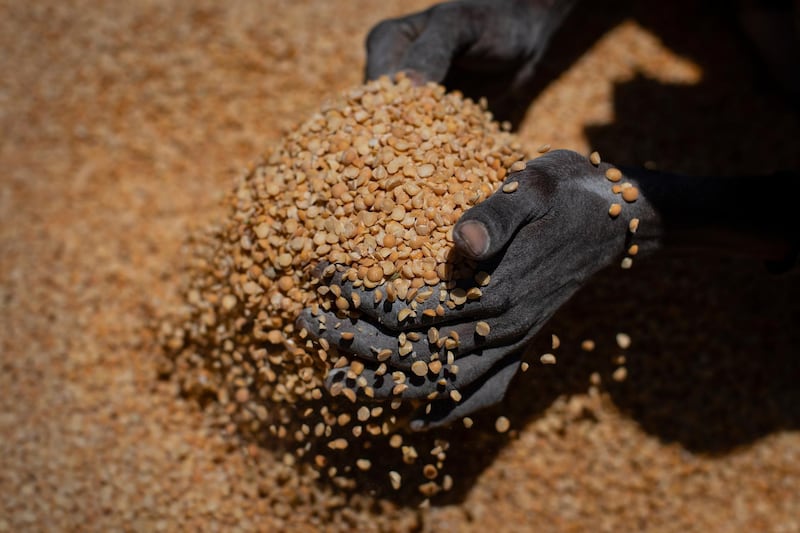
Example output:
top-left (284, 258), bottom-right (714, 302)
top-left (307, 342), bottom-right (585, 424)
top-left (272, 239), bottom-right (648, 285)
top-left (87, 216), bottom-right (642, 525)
top-left (299, 0), bottom-right (651, 429)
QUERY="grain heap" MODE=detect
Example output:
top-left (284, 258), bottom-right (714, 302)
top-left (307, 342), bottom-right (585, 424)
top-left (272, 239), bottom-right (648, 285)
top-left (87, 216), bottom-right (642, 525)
top-left (159, 74), bottom-right (528, 497)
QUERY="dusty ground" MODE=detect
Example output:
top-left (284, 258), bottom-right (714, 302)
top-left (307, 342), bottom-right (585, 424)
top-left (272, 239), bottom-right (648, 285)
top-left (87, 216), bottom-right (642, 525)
top-left (1, 0), bottom-right (798, 531)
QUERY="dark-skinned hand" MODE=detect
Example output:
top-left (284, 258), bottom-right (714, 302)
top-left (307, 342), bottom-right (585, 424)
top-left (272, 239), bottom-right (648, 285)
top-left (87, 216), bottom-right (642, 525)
top-left (298, 150), bottom-right (660, 430)
top-left (365, 0), bottom-right (576, 122)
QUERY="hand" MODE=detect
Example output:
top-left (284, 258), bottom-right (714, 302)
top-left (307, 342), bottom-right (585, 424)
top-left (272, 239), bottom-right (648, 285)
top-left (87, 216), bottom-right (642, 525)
top-left (365, 0), bottom-right (576, 122)
top-left (299, 150), bottom-right (658, 429)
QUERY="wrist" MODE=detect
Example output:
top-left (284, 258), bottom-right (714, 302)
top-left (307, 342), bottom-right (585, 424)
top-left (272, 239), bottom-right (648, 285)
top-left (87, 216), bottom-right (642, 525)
top-left (623, 167), bottom-right (799, 262)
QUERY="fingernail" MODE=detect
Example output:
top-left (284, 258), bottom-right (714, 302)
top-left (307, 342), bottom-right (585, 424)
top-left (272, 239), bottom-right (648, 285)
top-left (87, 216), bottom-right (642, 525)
top-left (455, 220), bottom-right (490, 259)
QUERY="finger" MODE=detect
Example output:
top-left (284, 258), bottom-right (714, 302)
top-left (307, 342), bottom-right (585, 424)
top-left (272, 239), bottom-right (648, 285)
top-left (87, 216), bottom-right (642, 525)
top-left (395, 5), bottom-right (481, 83)
top-left (395, 321), bottom-right (544, 406)
top-left (318, 263), bottom-right (505, 331)
top-left (433, 312), bottom-right (535, 359)
top-left (454, 148), bottom-right (593, 261)
top-left (365, 11), bottom-right (430, 81)
top-left (330, 335), bottom-right (531, 404)
top-left (326, 361), bottom-right (456, 402)
top-left (298, 308), bottom-right (437, 370)
top-left (409, 352), bottom-right (522, 430)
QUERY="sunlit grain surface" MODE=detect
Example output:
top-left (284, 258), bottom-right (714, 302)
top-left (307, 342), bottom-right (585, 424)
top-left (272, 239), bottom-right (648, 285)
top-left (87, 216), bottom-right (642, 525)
top-left (1, 1), bottom-right (798, 530)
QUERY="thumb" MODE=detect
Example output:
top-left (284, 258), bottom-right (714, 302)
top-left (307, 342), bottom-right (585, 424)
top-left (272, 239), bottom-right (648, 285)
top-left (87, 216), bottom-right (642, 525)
top-left (454, 163), bottom-right (551, 260)
top-left (394, 5), bottom-right (481, 83)
top-left (365, 11), bottom-right (430, 81)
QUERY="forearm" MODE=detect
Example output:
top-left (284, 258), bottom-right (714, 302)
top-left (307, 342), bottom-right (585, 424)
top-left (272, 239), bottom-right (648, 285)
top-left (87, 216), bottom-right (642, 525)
top-left (626, 166), bottom-right (799, 262)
